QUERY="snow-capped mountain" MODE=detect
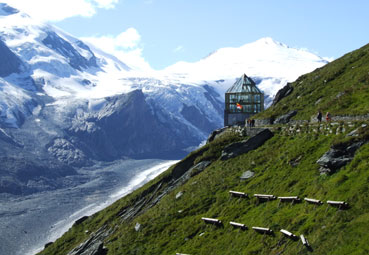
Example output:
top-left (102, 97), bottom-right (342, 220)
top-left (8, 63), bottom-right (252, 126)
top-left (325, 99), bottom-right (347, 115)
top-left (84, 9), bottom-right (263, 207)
top-left (0, 3), bottom-right (328, 194)
top-left (162, 37), bottom-right (328, 100)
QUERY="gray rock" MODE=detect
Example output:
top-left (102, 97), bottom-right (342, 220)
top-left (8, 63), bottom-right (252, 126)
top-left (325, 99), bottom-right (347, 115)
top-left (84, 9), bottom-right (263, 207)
top-left (272, 83), bottom-right (293, 105)
top-left (176, 191), bottom-right (184, 199)
top-left (274, 110), bottom-right (297, 124)
top-left (347, 128), bottom-right (359, 137)
top-left (187, 161), bottom-right (211, 178)
top-left (221, 129), bottom-right (274, 160)
top-left (317, 141), bottom-right (365, 174)
top-left (73, 216), bottom-right (89, 227)
top-left (134, 222), bottom-right (141, 232)
top-left (68, 226), bottom-right (111, 255)
top-left (42, 31), bottom-right (98, 71)
top-left (207, 127), bottom-right (229, 143)
top-left (47, 138), bottom-right (87, 166)
top-left (0, 39), bottom-right (22, 77)
top-left (240, 170), bottom-right (254, 180)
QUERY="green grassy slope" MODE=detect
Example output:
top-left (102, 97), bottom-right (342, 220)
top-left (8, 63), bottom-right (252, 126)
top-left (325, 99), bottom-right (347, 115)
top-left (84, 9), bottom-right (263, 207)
top-left (257, 43), bottom-right (369, 120)
top-left (39, 43), bottom-right (369, 255)
top-left (40, 124), bottom-right (369, 255)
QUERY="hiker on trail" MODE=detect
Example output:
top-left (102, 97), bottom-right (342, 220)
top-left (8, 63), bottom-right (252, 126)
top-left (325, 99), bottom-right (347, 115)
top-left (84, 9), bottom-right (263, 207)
top-left (325, 112), bottom-right (331, 122)
top-left (251, 119), bottom-right (255, 127)
top-left (246, 119), bottom-right (251, 128)
top-left (317, 110), bottom-right (322, 123)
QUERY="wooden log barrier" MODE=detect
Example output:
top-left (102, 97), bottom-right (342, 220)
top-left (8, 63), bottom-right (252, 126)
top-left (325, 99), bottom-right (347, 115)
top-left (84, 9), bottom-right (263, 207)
top-left (280, 229), bottom-right (298, 240)
top-left (201, 217), bottom-right (222, 226)
top-left (300, 234), bottom-right (309, 247)
top-left (254, 194), bottom-right (276, 201)
top-left (230, 221), bottom-right (247, 230)
top-left (327, 200), bottom-right (349, 209)
top-left (229, 190), bottom-right (248, 198)
top-left (304, 197), bottom-right (323, 205)
top-left (278, 196), bottom-right (301, 203)
top-left (252, 226), bottom-right (273, 235)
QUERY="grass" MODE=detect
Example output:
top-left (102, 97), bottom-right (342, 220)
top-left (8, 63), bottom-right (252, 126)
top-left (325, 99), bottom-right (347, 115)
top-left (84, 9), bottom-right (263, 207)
top-left (40, 123), bottom-right (369, 255)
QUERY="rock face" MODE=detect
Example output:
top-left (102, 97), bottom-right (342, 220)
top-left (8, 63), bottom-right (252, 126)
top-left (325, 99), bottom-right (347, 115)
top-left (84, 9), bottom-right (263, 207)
top-left (181, 104), bottom-right (218, 135)
top-left (0, 39), bottom-right (22, 77)
top-left (272, 83), bottom-right (293, 106)
top-left (221, 129), bottom-right (274, 160)
top-left (42, 31), bottom-right (98, 71)
top-left (68, 226), bottom-right (111, 255)
top-left (274, 110), bottom-right (297, 124)
top-left (69, 90), bottom-right (197, 160)
top-left (317, 141), bottom-right (365, 174)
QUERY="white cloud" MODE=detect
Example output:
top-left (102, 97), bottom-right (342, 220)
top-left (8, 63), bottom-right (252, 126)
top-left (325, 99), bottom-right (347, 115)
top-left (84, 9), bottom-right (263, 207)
top-left (81, 28), bottom-right (152, 71)
top-left (173, 45), bottom-right (184, 53)
top-left (3, 0), bottom-right (119, 21)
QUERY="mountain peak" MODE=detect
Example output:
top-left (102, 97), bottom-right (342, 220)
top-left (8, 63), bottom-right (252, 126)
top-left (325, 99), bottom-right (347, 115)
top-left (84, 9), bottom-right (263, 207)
top-left (252, 37), bottom-right (288, 48)
top-left (0, 3), bottom-right (19, 16)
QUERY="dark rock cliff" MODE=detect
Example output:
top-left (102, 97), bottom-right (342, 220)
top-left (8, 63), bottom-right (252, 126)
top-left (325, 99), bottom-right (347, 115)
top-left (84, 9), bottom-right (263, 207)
top-left (0, 39), bottom-right (23, 77)
top-left (69, 90), bottom-right (197, 160)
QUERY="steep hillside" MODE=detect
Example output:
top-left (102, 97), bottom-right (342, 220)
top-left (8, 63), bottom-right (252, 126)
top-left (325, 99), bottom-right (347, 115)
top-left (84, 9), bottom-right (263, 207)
top-left (38, 122), bottom-right (369, 255)
top-left (257, 43), bottom-right (369, 121)
top-left (38, 43), bottom-right (369, 255)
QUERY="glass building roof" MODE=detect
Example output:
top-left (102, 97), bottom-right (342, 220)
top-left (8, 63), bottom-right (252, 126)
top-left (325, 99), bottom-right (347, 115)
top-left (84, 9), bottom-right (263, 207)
top-left (226, 74), bottom-right (262, 94)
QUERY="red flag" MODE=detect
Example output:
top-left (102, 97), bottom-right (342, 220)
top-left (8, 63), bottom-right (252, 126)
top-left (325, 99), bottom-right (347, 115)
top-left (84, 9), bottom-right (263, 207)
top-left (236, 103), bottom-right (243, 110)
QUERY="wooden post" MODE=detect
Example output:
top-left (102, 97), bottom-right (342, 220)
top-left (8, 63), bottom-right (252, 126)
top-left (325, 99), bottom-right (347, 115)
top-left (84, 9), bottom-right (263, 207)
top-left (278, 196), bottom-right (301, 205)
top-left (230, 221), bottom-right (247, 230)
top-left (252, 226), bottom-right (273, 235)
top-left (304, 197), bottom-right (323, 205)
top-left (280, 229), bottom-right (297, 240)
top-left (300, 234), bottom-right (309, 247)
top-left (201, 217), bottom-right (222, 226)
top-left (327, 200), bottom-right (349, 209)
top-left (229, 190), bottom-right (248, 198)
top-left (254, 194), bottom-right (276, 201)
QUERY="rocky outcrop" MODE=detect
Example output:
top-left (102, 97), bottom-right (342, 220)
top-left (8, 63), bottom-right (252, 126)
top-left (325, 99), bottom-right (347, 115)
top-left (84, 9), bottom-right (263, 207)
top-left (272, 83), bottom-right (293, 106)
top-left (42, 31), bottom-right (98, 71)
top-left (274, 110), bottom-right (297, 124)
top-left (221, 129), bottom-right (274, 160)
top-left (317, 141), bottom-right (366, 174)
top-left (115, 146), bottom-right (210, 223)
top-left (68, 226), bottom-right (111, 255)
top-left (47, 138), bottom-right (87, 167)
top-left (207, 127), bottom-right (229, 143)
top-left (0, 39), bottom-right (22, 77)
top-left (69, 90), bottom-right (198, 160)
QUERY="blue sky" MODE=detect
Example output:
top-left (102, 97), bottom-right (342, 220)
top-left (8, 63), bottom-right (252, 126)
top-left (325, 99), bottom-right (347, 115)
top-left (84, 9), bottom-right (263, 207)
top-left (5, 0), bottom-right (369, 70)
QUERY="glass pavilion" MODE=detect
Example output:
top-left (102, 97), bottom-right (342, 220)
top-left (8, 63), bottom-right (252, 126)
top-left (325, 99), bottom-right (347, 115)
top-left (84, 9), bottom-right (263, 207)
top-left (224, 74), bottom-right (264, 126)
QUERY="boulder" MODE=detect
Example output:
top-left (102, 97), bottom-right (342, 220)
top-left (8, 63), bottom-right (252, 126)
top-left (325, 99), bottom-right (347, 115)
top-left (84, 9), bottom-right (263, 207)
top-left (221, 129), bottom-right (274, 160)
top-left (207, 127), bottom-right (229, 143)
top-left (73, 216), bottom-right (89, 227)
top-left (135, 222), bottom-right (141, 232)
top-left (274, 110), bottom-right (297, 124)
top-left (240, 170), bottom-right (255, 180)
top-left (317, 141), bottom-right (365, 174)
top-left (272, 83), bottom-right (293, 105)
